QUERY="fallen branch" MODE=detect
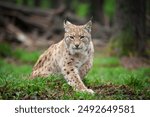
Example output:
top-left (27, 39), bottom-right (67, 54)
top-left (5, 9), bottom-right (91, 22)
top-left (6, 24), bottom-right (33, 46)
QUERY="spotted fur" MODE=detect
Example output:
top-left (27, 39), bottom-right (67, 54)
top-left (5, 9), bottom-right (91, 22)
top-left (31, 20), bottom-right (94, 93)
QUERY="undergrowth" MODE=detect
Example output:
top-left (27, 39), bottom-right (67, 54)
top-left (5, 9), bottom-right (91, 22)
top-left (0, 44), bottom-right (150, 100)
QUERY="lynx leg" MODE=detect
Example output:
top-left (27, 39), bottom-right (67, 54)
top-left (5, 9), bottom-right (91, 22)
top-left (79, 61), bottom-right (92, 79)
top-left (31, 68), bottom-right (51, 79)
top-left (62, 66), bottom-right (94, 94)
top-left (79, 64), bottom-right (90, 79)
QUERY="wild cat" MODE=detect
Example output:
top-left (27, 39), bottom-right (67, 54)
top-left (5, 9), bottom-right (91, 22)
top-left (31, 19), bottom-right (94, 93)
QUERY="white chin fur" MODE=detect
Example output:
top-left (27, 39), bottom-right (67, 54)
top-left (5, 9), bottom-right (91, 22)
top-left (74, 49), bottom-right (82, 53)
top-left (69, 47), bottom-right (87, 55)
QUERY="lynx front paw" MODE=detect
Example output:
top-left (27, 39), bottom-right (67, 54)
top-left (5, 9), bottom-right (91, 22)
top-left (78, 88), bottom-right (94, 94)
top-left (75, 87), bottom-right (94, 94)
top-left (85, 89), bottom-right (95, 94)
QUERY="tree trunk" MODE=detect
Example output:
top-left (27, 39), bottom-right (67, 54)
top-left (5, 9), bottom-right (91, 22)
top-left (34, 0), bottom-right (41, 7)
top-left (111, 0), bottom-right (146, 56)
top-left (90, 0), bottom-right (104, 25)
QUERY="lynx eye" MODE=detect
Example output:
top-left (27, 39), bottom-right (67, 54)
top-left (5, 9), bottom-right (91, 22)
top-left (69, 36), bottom-right (74, 39)
top-left (80, 36), bottom-right (85, 39)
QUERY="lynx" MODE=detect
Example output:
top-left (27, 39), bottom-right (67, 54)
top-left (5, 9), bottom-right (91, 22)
top-left (31, 20), bottom-right (94, 93)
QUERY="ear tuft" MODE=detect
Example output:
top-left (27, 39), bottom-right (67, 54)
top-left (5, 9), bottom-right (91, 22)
top-left (64, 19), bottom-right (71, 27)
top-left (84, 20), bottom-right (92, 33)
top-left (64, 19), bottom-right (72, 32)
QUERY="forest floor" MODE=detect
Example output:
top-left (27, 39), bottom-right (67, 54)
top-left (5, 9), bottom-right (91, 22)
top-left (0, 42), bottom-right (150, 100)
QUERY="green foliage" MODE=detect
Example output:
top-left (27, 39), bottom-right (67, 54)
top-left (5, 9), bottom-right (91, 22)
top-left (103, 0), bottom-right (116, 19)
top-left (107, 29), bottom-right (138, 56)
top-left (27, 0), bottom-right (34, 7)
top-left (0, 46), bottom-right (150, 99)
top-left (72, 0), bottom-right (90, 17)
top-left (41, 0), bottom-right (51, 9)
top-left (16, 0), bottom-right (23, 6)
top-left (118, 31), bottom-right (135, 56)
top-left (15, 0), bottom-right (51, 9)
top-left (76, 3), bottom-right (90, 17)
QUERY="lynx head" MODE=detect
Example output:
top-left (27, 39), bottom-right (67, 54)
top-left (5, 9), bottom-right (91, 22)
top-left (64, 20), bottom-right (92, 55)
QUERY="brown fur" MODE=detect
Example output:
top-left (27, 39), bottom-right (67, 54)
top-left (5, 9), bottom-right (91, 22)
top-left (31, 20), bottom-right (94, 93)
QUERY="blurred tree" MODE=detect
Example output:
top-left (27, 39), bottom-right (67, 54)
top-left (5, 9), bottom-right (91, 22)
top-left (111, 0), bottom-right (147, 56)
top-left (51, 0), bottom-right (64, 9)
top-left (22, 0), bottom-right (28, 5)
top-left (34, 0), bottom-right (41, 7)
top-left (2, 0), bottom-right (16, 3)
top-left (65, 0), bottom-right (73, 12)
top-left (90, 0), bottom-right (104, 25)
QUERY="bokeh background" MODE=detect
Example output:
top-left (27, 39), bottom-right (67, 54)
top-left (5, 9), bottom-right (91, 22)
top-left (0, 0), bottom-right (150, 100)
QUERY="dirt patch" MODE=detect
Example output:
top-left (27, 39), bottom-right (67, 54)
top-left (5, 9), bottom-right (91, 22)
top-left (92, 84), bottom-right (149, 99)
top-left (93, 84), bottom-right (134, 95)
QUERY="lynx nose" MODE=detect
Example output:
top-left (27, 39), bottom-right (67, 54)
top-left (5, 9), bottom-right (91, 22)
top-left (75, 44), bottom-right (79, 48)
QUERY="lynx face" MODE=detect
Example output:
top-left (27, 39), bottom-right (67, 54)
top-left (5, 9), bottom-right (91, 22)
top-left (64, 20), bottom-right (92, 55)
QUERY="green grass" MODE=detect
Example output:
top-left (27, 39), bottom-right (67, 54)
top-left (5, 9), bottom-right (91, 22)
top-left (14, 48), bottom-right (40, 63)
top-left (0, 46), bottom-right (150, 100)
top-left (0, 43), bottom-right (40, 63)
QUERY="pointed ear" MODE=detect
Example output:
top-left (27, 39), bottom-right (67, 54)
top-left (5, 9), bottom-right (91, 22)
top-left (64, 19), bottom-right (71, 27)
top-left (64, 19), bottom-right (72, 32)
top-left (84, 20), bottom-right (92, 33)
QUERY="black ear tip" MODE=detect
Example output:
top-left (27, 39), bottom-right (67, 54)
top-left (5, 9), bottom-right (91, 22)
top-left (90, 16), bottom-right (93, 22)
top-left (64, 19), bottom-right (67, 24)
top-left (64, 17), bottom-right (69, 24)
